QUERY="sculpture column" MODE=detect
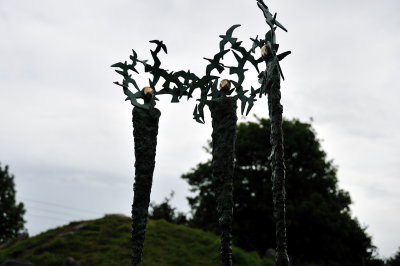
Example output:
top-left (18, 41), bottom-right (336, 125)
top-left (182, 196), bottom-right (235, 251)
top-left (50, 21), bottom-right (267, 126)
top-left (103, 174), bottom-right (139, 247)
top-left (264, 52), bottom-right (290, 266)
top-left (209, 81), bottom-right (238, 266)
top-left (131, 89), bottom-right (161, 266)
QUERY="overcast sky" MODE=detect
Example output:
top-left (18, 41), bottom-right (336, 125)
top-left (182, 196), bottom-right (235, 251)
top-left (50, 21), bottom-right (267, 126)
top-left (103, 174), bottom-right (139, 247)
top-left (1, 0), bottom-right (399, 259)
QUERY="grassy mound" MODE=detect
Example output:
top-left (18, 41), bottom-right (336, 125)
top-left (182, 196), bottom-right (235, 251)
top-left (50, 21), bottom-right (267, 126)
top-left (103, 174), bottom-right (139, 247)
top-left (0, 214), bottom-right (273, 266)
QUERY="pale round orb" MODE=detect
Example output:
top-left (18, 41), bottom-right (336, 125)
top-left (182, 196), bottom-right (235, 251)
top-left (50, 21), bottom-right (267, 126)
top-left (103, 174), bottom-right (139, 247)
top-left (143, 87), bottom-right (155, 96)
top-left (261, 45), bottom-right (269, 59)
top-left (219, 79), bottom-right (231, 91)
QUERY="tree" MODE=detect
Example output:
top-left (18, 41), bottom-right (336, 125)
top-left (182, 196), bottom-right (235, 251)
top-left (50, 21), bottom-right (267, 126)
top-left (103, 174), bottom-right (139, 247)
top-left (182, 117), bottom-right (375, 266)
top-left (149, 191), bottom-right (188, 225)
top-left (0, 163), bottom-right (26, 243)
top-left (387, 247), bottom-right (400, 266)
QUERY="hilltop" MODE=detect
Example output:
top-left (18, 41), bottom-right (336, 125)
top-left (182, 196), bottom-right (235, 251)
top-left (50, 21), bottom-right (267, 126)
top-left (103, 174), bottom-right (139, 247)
top-left (0, 214), bottom-right (273, 266)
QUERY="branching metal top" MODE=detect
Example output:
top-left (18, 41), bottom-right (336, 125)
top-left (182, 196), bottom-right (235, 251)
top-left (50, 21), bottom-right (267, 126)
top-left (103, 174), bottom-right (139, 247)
top-left (111, 0), bottom-right (290, 123)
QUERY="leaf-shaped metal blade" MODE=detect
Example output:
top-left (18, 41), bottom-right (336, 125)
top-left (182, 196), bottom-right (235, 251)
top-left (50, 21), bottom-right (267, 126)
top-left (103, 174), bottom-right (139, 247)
top-left (277, 51), bottom-right (291, 61)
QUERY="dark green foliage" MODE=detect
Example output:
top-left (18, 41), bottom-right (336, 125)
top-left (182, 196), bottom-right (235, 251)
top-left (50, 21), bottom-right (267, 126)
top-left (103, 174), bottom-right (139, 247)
top-left (387, 247), bottom-right (400, 266)
top-left (365, 258), bottom-right (385, 266)
top-left (149, 192), bottom-right (188, 225)
top-left (0, 215), bottom-right (273, 266)
top-left (149, 193), bottom-right (175, 223)
top-left (0, 164), bottom-right (26, 243)
top-left (182, 118), bottom-right (375, 266)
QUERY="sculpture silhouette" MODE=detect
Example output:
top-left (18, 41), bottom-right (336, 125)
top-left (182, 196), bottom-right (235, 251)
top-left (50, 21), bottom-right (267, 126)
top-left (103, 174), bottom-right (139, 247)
top-left (257, 0), bottom-right (291, 265)
top-left (112, 1), bottom-right (290, 264)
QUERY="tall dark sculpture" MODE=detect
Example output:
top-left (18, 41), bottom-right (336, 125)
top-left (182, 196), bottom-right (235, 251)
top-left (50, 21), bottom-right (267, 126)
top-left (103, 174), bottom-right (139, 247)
top-left (257, 0), bottom-right (291, 265)
top-left (111, 42), bottom-right (178, 266)
top-left (208, 80), bottom-right (238, 266)
top-left (189, 27), bottom-right (262, 265)
top-left (112, 1), bottom-right (290, 264)
top-left (130, 88), bottom-right (160, 266)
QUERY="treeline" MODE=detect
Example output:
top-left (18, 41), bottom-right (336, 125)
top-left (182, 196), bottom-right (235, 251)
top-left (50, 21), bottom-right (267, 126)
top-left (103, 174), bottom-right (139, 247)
top-left (149, 118), bottom-right (399, 266)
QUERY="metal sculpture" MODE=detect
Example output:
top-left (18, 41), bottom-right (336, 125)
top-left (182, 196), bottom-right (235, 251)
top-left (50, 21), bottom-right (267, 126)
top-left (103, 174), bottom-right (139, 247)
top-left (208, 80), bottom-right (237, 266)
top-left (112, 1), bottom-right (290, 264)
top-left (189, 11), bottom-right (290, 263)
top-left (129, 88), bottom-right (160, 266)
top-left (197, 26), bottom-right (261, 266)
top-left (111, 41), bottom-right (169, 266)
top-left (257, 0), bottom-right (291, 265)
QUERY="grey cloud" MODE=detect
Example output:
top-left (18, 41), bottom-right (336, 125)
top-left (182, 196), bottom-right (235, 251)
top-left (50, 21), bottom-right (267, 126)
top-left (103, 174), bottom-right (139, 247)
top-left (1, 0), bottom-right (400, 258)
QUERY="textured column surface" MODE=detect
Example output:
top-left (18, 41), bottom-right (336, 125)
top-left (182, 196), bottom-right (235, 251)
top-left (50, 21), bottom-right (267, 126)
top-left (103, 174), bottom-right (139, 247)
top-left (209, 96), bottom-right (237, 266)
top-left (266, 58), bottom-right (290, 266)
top-left (131, 107), bottom-right (161, 266)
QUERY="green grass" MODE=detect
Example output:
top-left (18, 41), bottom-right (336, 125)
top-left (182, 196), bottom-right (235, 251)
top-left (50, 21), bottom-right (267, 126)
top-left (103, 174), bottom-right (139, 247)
top-left (0, 215), bottom-right (273, 266)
